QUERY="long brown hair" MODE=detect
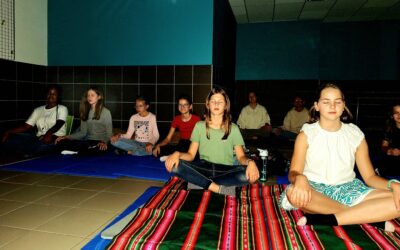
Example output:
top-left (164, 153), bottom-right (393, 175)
top-left (384, 101), bottom-right (400, 134)
top-left (205, 87), bottom-right (232, 140)
top-left (309, 83), bottom-right (353, 123)
top-left (79, 87), bottom-right (104, 121)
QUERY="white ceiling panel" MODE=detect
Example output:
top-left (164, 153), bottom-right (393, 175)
top-left (231, 5), bottom-right (247, 16)
top-left (246, 4), bottom-right (274, 22)
top-left (364, 0), bottom-right (399, 8)
top-left (379, 3), bottom-right (400, 20)
top-left (300, 10), bottom-right (330, 20)
top-left (274, 2), bottom-right (304, 21)
top-left (235, 14), bottom-right (249, 23)
top-left (302, 0), bottom-right (336, 11)
top-left (325, 0), bottom-right (365, 20)
top-left (275, 0), bottom-right (305, 3)
top-left (245, 0), bottom-right (273, 5)
top-left (229, 0), bottom-right (400, 23)
top-left (229, 0), bottom-right (244, 7)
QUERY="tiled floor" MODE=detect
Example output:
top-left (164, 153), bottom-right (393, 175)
top-left (0, 169), bottom-right (164, 250)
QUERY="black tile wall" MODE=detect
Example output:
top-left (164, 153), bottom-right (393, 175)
top-left (175, 66), bottom-right (193, 84)
top-left (106, 66), bottom-right (122, 84)
top-left (46, 67), bottom-right (58, 83)
top-left (32, 65), bottom-right (46, 82)
top-left (0, 80), bottom-right (17, 100)
top-left (62, 101), bottom-right (75, 118)
top-left (157, 85), bottom-right (174, 103)
top-left (59, 66), bottom-right (73, 83)
top-left (74, 67), bottom-right (90, 83)
top-left (122, 66), bottom-right (138, 83)
top-left (0, 59), bottom-right (16, 80)
top-left (157, 66), bottom-right (174, 83)
top-left (90, 66), bottom-right (106, 83)
top-left (175, 85), bottom-right (193, 101)
top-left (32, 84), bottom-right (47, 101)
top-left (73, 101), bottom-right (81, 119)
top-left (61, 84), bottom-right (74, 101)
top-left (17, 101), bottom-right (34, 120)
top-left (0, 60), bottom-right (213, 140)
top-left (105, 84), bottom-right (122, 102)
top-left (140, 66), bottom-right (156, 84)
top-left (17, 62), bottom-right (33, 82)
top-left (156, 103), bottom-right (174, 122)
top-left (140, 85), bottom-right (156, 103)
top-left (0, 59), bottom-right (48, 136)
top-left (193, 84), bottom-right (211, 103)
top-left (122, 103), bottom-right (135, 121)
top-left (17, 82), bottom-right (33, 100)
top-left (1, 100), bottom-right (16, 120)
top-left (194, 66), bottom-right (212, 83)
top-left (107, 102), bottom-right (122, 120)
top-left (122, 84), bottom-right (139, 102)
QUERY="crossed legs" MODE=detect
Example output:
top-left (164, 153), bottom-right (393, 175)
top-left (287, 186), bottom-right (400, 227)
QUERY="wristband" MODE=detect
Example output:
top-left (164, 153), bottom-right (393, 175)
top-left (388, 179), bottom-right (400, 191)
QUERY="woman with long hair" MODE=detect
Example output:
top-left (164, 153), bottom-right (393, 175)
top-left (165, 87), bottom-right (259, 196)
top-left (56, 87), bottom-right (112, 155)
top-left (280, 83), bottom-right (400, 232)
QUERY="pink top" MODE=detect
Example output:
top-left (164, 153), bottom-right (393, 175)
top-left (121, 112), bottom-right (159, 145)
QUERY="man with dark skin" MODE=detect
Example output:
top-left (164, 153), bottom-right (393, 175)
top-left (1, 85), bottom-right (68, 156)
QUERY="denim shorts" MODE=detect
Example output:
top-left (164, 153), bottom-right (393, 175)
top-left (280, 178), bottom-right (374, 210)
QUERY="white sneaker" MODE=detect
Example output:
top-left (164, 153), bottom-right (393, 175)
top-left (160, 156), bottom-right (168, 162)
top-left (61, 150), bottom-right (78, 155)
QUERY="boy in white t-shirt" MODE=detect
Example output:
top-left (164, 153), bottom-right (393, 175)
top-left (1, 84), bottom-right (68, 157)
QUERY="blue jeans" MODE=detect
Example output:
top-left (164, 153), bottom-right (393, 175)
top-left (1, 132), bottom-right (55, 156)
top-left (111, 138), bottom-right (151, 156)
top-left (171, 160), bottom-right (249, 189)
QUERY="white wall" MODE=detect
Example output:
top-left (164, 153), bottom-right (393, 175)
top-left (15, 0), bottom-right (47, 65)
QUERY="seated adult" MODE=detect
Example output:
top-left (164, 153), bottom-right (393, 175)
top-left (376, 102), bottom-right (400, 177)
top-left (1, 84), bottom-right (68, 157)
top-left (274, 95), bottom-right (309, 141)
top-left (237, 91), bottom-right (272, 148)
top-left (153, 95), bottom-right (200, 159)
top-left (56, 87), bottom-right (112, 156)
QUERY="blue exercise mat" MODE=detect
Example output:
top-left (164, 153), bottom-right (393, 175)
top-left (82, 186), bottom-right (160, 250)
top-left (276, 175), bottom-right (289, 184)
top-left (3, 153), bottom-right (172, 181)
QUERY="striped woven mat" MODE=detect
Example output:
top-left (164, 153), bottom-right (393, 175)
top-left (107, 177), bottom-right (400, 249)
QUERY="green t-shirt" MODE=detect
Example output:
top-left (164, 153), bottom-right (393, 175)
top-left (190, 121), bottom-right (244, 165)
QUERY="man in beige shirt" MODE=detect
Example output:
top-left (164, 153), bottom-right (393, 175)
top-left (274, 95), bottom-right (309, 141)
top-left (237, 92), bottom-right (272, 142)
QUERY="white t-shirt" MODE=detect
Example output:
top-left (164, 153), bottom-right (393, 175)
top-left (301, 122), bottom-right (364, 185)
top-left (26, 105), bottom-right (68, 137)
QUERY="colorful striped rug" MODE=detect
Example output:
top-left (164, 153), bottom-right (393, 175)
top-left (107, 177), bottom-right (400, 249)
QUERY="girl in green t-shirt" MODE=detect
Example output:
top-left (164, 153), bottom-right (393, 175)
top-left (165, 88), bottom-right (259, 196)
